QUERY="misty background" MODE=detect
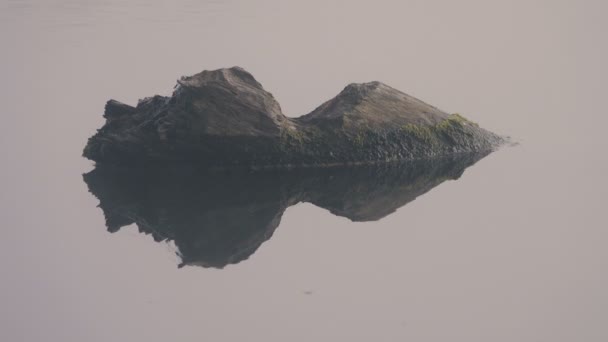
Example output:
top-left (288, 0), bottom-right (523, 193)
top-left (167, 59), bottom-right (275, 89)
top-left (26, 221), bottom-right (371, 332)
top-left (1, 1), bottom-right (607, 341)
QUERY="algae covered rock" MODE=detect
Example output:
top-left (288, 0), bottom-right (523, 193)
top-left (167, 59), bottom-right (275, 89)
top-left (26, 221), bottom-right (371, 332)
top-left (83, 67), bottom-right (504, 167)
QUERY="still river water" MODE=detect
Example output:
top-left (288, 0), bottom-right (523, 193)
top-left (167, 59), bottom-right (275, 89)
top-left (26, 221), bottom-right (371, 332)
top-left (1, 1), bottom-right (607, 341)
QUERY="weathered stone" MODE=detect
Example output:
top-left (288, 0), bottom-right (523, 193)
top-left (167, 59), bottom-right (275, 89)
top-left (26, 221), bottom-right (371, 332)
top-left (83, 67), bottom-right (505, 167)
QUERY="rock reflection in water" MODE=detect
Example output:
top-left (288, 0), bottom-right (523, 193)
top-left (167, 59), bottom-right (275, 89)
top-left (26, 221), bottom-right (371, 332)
top-left (83, 152), bottom-right (489, 269)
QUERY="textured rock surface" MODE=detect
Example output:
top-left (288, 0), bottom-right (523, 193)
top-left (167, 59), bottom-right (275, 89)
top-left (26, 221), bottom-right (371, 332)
top-left (83, 67), bottom-right (504, 167)
top-left (84, 152), bottom-right (489, 268)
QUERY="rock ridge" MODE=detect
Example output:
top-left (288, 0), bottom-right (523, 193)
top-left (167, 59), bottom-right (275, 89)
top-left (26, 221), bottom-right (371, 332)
top-left (83, 67), bottom-right (505, 166)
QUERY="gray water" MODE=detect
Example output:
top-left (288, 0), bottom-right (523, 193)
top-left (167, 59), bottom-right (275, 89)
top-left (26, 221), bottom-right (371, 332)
top-left (1, 1), bottom-right (607, 341)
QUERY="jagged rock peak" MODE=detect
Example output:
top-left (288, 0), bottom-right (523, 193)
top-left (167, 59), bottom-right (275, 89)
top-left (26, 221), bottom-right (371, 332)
top-left (177, 66), bottom-right (264, 91)
top-left (103, 99), bottom-right (136, 119)
top-left (299, 80), bottom-right (449, 127)
top-left (342, 81), bottom-right (386, 95)
top-left (173, 66), bottom-right (286, 129)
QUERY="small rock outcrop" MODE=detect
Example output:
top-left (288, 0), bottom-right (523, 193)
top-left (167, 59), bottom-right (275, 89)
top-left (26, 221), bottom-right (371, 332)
top-left (83, 67), bottom-right (504, 167)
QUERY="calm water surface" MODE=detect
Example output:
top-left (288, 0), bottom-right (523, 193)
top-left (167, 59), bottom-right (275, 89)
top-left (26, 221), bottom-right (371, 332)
top-left (1, 1), bottom-right (607, 341)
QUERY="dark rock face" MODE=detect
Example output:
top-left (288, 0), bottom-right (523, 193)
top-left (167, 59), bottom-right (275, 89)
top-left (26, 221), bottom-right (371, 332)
top-left (83, 152), bottom-right (489, 269)
top-left (83, 67), bottom-right (504, 167)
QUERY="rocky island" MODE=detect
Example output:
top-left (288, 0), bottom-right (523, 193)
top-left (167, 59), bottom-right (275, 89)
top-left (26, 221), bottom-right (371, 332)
top-left (83, 67), bottom-right (504, 167)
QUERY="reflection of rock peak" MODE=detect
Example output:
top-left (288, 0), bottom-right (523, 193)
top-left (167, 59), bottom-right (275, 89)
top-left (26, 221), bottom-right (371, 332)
top-left (84, 152), bottom-right (490, 269)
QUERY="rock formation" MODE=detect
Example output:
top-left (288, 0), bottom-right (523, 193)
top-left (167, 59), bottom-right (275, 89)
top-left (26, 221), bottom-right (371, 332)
top-left (83, 67), bottom-right (504, 167)
top-left (83, 152), bottom-right (489, 268)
